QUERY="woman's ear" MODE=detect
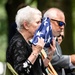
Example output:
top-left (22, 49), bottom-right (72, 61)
top-left (23, 21), bottom-right (29, 30)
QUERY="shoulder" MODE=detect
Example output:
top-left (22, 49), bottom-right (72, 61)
top-left (8, 31), bottom-right (27, 49)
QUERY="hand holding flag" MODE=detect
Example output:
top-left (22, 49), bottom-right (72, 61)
top-left (31, 17), bottom-right (53, 48)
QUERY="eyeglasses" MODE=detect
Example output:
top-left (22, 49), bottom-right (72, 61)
top-left (51, 19), bottom-right (66, 26)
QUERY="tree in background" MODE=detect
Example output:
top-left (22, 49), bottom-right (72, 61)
top-left (5, 0), bottom-right (25, 44)
top-left (61, 0), bottom-right (74, 54)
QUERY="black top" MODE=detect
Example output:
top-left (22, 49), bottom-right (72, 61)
top-left (6, 31), bottom-right (47, 75)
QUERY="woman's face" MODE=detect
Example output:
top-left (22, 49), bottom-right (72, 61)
top-left (28, 14), bottom-right (42, 37)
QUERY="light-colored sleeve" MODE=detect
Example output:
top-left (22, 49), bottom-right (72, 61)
top-left (69, 56), bottom-right (75, 69)
top-left (51, 54), bottom-right (70, 68)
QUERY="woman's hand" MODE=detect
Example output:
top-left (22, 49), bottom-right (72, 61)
top-left (28, 37), bottom-right (45, 64)
top-left (32, 37), bottom-right (45, 54)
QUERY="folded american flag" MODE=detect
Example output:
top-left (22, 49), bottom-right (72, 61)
top-left (31, 17), bottom-right (53, 48)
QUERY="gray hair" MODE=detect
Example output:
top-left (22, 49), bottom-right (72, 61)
top-left (15, 6), bottom-right (42, 31)
top-left (44, 8), bottom-right (64, 19)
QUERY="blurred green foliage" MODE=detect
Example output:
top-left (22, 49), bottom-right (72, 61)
top-left (0, 34), bottom-right (7, 62)
top-left (0, 0), bottom-right (7, 62)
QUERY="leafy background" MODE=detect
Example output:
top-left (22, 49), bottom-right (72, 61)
top-left (0, 0), bottom-right (7, 62)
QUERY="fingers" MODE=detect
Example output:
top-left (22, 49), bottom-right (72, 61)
top-left (36, 37), bottom-right (45, 48)
top-left (46, 39), bottom-right (56, 61)
top-left (52, 38), bottom-right (56, 48)
top-left (32, 37), bottom-right (45, 53)
top-left (50, 38), bottom-right (56, 52)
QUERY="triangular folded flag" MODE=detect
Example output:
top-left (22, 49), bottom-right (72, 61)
top-left (31, 17), bottom-right (53, 48)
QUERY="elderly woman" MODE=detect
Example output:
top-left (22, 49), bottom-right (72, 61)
top-left (6, 6), bottom-right (56, 75)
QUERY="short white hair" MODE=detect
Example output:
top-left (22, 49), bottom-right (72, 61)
top-left (44, 8), bottom-right (64, 19)
top-left (15, 6), bottom-right (42, 31)
top-left (44, 9), bottom-right (57, 19)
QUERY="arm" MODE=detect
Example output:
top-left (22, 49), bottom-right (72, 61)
top-left (43, 38), bottom-right (56, 67)
top-left (51, 42), bottom-right (75, 69)
top-left (51, 54), bottom-right (70, 68)
top-left (13, 37), bottom-right (45, 74)
top-left (41, 38), bottom-right (58, 75)
top-left (70, 54), bottom-right (75, 65)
